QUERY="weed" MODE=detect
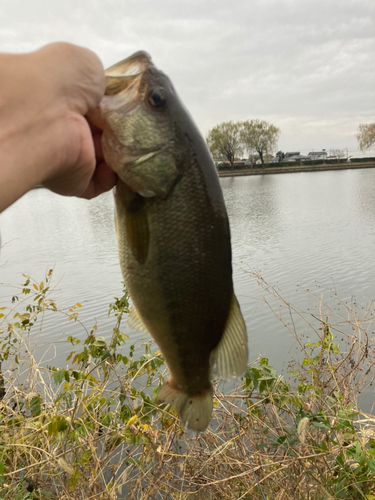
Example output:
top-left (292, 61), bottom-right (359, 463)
top-left (0, 271), bottom-right (374, 499)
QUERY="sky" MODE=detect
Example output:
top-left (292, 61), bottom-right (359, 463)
top-left (1, 0), bottom-right (374, 157)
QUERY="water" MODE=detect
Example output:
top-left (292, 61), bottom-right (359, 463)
top-left (1, 168), bottom-right (375, 411)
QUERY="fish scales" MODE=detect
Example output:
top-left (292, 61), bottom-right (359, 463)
top-left (116, 163), bottom-right (233, 394)
top-left (88, 51), bottom-right (248, 431)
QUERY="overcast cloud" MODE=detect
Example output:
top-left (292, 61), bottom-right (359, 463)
top-left (1, 0), bottom-right (374, 156)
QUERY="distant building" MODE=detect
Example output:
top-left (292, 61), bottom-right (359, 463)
top-left (289, 155), bottom-right (310, 161)
top-left (268, 157), bottom-right (280, 163)
top-left (285, 152), bottom-right (300, 159)
top-left (308, 151), bottom-right (327, 160)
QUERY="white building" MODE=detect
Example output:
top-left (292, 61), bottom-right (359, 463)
top-left (308, 151), bottom-right (327, 160)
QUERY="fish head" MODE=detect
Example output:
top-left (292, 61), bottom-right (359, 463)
top-left (88, 51), bottom-right (189, 198)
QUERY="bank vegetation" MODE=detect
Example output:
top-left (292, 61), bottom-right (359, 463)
top-left (0, 271), bottom-right (375, 499)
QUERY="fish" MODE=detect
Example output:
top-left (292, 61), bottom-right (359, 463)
top-left (88, 51), bottom-right (248, 431)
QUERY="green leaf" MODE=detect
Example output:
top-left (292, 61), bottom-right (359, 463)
top-left (367, 459), bottom-right (375, 472)
top-left (302, 357), bottom-right (312, 367)
top-left (330, 343), bottom-right (339, 354)
top-left (125, 457), bottom-right (140, 466)
top-left (101, 350), bottom-right (111, 361)
top-left (336, 452), bottom-right (344, 466)
top-left (30, 396), bottom-right (42, 417)
top-left (53, 370), bottom-right (65, 385)
top-left (312, 355), bottom-right (320, 366)
top-left (311, 422), bottom-right (330, 431)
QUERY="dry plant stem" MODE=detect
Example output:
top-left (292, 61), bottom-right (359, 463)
top-left (1, 271), bottom-right (375, 499)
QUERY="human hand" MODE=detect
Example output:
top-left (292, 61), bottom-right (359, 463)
top-left (0, 42), bottom-right (117, 212)
top-left (34, 43), bottom-right (117, 198)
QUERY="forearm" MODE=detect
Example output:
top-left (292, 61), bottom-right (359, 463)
top-left (0, 50), bottom-right (68, 211)
top-left (0, 138), bottom-right (46, 213)
top-left (0, 126), bottom-right (61, 212)
top-left (0, 68), bottom-right (62, 212)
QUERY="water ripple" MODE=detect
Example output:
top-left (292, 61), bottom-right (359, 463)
top-left (1, 170), bottom-right (375, 411)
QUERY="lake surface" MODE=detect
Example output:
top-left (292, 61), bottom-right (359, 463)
top-left (1, 168), bottom-right (375, 411)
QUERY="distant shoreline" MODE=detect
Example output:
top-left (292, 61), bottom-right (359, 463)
top-left (218, 162), bottom-right (375, 177)
top-left (33, 162), bottom-right (375, 190)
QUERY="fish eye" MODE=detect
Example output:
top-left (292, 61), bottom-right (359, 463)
top-left (148, 89), bottom-right (166, 108)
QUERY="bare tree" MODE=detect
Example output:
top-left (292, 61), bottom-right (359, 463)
top-left (330, 149), bottom-right (346, 163)
top-left (356, 123), bottom-right (375, 151)
top-left (240, 120), bottom-right (280, 167)
top-left (206, 121), bottom-right (243, 170)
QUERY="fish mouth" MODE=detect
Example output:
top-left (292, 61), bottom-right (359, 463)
top-left (106, 51), bottom-right (153, 77)
top-left (104, 51), bottom-right (153, 96)
top-left (88, 55), bottom-right (152, 128)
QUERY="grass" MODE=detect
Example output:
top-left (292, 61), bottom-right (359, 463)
top-left (0, 270), bottom-right (374, 499)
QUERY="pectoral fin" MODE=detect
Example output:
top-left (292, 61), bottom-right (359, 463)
top-left (210, 294), bottom-right (248, 380)
top-left (115, 181), bottom-right (150, 265)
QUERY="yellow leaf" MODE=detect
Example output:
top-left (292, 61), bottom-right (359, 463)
top-left (127, 416), bottom-right (139, 426)
top-left (33, 284), bottom-right (38, 290)
top-left (76, 303), bottom-right (82, 308)
top-left (39, 281), bottom-right (44, 290)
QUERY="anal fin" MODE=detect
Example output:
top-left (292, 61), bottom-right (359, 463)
top-left (210, 294), bottom-right (248, 380)
top-left (127, 306), bottom-right (150, 334)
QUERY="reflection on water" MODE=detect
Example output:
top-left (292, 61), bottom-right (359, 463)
top-left (222, 175), bottom-right (283, 251)
top-left (1, 168), bottom-right (375, 411)
top-left (356, 169), bottom-right (375, 228)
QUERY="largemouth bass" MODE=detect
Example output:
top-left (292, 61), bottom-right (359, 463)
top-left (88, 51), bottom-right (248, 431)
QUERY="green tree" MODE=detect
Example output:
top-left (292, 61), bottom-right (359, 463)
top-left (206, 121), bottom-right (243, 170)
top-left (240, 120), bottom-right (280, 167)
top-left (356, 123), bottom-right (375, 151)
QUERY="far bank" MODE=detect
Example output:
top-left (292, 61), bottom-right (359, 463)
top-left (218, 161), bottom-right (375, 177)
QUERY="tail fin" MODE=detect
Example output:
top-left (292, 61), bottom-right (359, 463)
top-left (158, 380), bottom-right (213, 432)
